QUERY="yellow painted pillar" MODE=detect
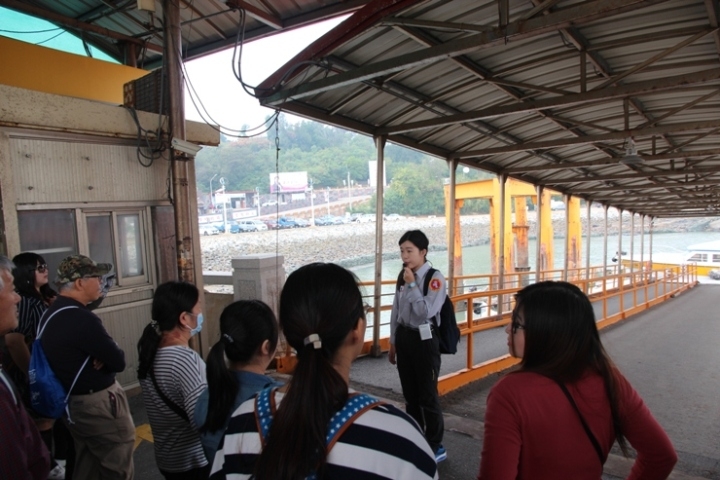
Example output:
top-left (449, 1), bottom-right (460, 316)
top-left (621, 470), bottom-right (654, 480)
top-left (537, 188), bottom-right (554, 279)
top-left (444, 185), bottom-right (465, 294)
top-left (453, 199), bottom-right (464, 288)
top-left (490, 178), bottom-right (514, 284)
top-left (513, 196), bottom-right (530, 286)
top-left (566, 196), bottom-right (582, 280)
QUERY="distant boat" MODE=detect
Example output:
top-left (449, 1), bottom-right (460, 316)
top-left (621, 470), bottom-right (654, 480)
top-left (622, 240), bottom-right (720, 276)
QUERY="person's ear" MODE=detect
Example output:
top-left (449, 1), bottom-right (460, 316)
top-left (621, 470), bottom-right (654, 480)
top-left (351, 317), bottom-right (365, 343)
top-left (178, 311), bottom-right (191, 329)
top-left (260, 339), bottom-right (271, 356)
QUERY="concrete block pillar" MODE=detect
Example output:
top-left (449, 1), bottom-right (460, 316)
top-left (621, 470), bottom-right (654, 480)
top-left (231, 254), bottom-right (285, 314)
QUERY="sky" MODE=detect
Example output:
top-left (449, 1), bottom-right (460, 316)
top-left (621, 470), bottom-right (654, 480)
top-left (182, 17), bottom-right (344, 130)
top-left (0, 6), bottom-right (344, 130)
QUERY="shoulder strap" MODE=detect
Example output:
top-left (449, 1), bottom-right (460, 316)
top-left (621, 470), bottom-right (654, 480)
top-left (325, 393), bottom-right (382, 451)
top-left (150, 368), bottom-right (189, 422)
top-left (422, 267), bottom-right (437, 296)
top-left (422, 268), bottom-right (443, 327)
top-left (555, 381), bottom-right (605, 465)
top-left (255, 386), bottom-right (277, 445)
top-left (0, 370), bottom-right (18, 406)
top-left (37, 306), bottom-right (79, 339)
top-left (34, 305), bottom-right (90, 406)
top-left (255, 389), bottom-right (383, 454)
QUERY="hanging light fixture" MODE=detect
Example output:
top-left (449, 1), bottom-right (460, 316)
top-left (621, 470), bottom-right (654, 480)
top-left (620, 138), bottom-right (644, 165)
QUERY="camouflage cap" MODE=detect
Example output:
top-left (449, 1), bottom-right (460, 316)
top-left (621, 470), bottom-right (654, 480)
top-left (56, 254), bottom-right (113, 285)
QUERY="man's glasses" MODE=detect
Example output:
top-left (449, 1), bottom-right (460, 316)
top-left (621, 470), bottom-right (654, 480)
top-left (35, 264), bottom-right (48, 273)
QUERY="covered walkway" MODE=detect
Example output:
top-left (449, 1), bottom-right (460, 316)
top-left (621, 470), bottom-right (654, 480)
top-left (131, 281), bottom-right (720, 479)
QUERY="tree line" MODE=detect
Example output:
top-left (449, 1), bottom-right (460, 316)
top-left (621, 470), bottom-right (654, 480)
top-left (195, 115), bottom-right (492, 215)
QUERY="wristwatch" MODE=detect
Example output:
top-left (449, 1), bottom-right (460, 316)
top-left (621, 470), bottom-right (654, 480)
top-left (408, 281), bottom-right (417, 288)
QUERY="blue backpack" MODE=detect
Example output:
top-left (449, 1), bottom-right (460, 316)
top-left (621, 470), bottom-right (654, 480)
top-left (29, 306), bottom-right (89, 419)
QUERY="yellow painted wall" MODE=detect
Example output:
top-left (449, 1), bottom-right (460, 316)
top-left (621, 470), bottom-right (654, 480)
top-left (0, 36), bottom-right (147, 104)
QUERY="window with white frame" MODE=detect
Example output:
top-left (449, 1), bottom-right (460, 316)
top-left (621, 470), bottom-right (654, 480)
top-left (18, 207), bottom-right (151, 288)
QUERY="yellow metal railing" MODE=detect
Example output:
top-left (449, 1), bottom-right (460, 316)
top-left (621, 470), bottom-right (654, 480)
top-left (276, 265), bottom-right (698, 393)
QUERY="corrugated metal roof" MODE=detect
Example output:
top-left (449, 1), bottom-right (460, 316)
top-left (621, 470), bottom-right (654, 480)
top-left (1, 0), bottom-right (370, 68)
top-left (255, 0), bottom-right (720, 218)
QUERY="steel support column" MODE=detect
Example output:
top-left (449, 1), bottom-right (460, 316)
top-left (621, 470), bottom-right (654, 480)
top-left (371, 135), bottom-right (386, 357)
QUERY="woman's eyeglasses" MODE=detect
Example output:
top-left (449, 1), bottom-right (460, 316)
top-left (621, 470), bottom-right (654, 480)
top-left (35, 264), bottom-right (48, 273)
top-left (510, 311), bottom-right (526, 334)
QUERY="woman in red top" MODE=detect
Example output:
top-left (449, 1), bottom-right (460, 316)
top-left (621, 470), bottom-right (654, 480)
top-left (478, 281), bottom-right (677, 480)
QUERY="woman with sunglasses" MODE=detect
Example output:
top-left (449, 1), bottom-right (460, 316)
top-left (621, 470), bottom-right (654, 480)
top-left (137, 281), bottom-right (209, 479)
top-left (478, 281), bottom-right (677, 480)
top-left (0, 252), bottom-right (65, 479)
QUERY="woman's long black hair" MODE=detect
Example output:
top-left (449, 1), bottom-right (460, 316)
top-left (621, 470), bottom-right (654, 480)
top-left (137, 281), bottom-right (199, 380)
top-left (253, 263), bottom-right (365, 480)
top-left (513, 281), bottom-right (629, 455)
top-left (12, 252), bottom-right (56, 304)
top-left (202, 300), bottom-right (278, 433)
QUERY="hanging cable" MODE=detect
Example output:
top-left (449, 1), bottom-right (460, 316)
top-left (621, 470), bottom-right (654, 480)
top-left (124, 106), bottom-right (166, 167)
top-left (0, 27), bottom-right (62, 34)
top-left (230, 9), bottom-right (333, 97)
top-left (181, 60), bottom-right (281, 138)
top-left (35, 30), bottom-right (66, 45)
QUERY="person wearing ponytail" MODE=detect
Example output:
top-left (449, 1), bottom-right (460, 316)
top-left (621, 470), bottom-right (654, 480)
top-left (193, 300), bottom-right (281, 462)
top-left (137, 281), bottom-right (208, 479)
top-left (209, 263), bottom-right (438, 480)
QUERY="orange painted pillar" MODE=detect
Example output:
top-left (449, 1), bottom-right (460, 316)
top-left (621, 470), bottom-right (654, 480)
top-left (453, 199), bottom-right (464, 285)
top-left (513, 196), bottom-right (530, 286)
top-left (536, 188), bottom-right (554, 279)
top-left (566, 196), bottom-right (582, 280)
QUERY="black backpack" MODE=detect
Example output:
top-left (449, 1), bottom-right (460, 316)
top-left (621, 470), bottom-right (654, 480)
top-left (396, 267), bottom-right (460, 354)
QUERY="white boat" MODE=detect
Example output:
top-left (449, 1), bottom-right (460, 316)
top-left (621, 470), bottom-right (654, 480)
top-left (621, 240), bottom-right (720, 276)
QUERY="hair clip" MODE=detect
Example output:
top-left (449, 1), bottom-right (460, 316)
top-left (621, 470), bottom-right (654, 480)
top-left (222, 333), bottom-right (234, 343)
top-left (303, 333), bottom-right (322, 350)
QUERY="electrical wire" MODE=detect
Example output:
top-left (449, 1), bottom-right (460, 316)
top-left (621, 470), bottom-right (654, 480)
top-left (124, 106), bottom-right (166, 167)
top-left (0, 27), bottom-right (62, 34)
top-left (173, 38), bottom-right (282, 138)
top-left (35, 30), bottom-right (66, 45)
top-left (230, 9), bottom-right (333, 98)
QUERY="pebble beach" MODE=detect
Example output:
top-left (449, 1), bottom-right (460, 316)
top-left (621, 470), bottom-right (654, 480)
top-left (200, 211), bottom-right (720, 274)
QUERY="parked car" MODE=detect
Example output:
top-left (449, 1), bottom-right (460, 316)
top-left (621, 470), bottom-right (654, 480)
top-left (263, 219), bottom-right (279, 230)
top-left (213, 223), bottom-right (226, 233)
top-left (277, 217), bottom-right (299, 229)
top-left (354, 214), bottom-right (376, 223)
top-left (229, 222), bottom-right (254, 234)
top-left (199, 224), bottom-right (220, 236)
top-left (293, 218), bottom-right (311, 228)
top-left (384, 213), bottom-right (403, 221)
top-left (236, 219), bottom-right (268, 232)
top-left (314, 215), bottom-right (336, 226)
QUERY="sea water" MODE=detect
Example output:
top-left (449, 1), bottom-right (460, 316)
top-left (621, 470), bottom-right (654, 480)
top-left (350, 231), bottom-right (717, 282)
top-left (351, 231), bottom-right (717, 340)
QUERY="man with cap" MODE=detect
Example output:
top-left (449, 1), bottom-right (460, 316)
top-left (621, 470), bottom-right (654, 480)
top-left (0, 254), bottom-right (51, 479)
top-left (42, 255), bottom-right (134, 480)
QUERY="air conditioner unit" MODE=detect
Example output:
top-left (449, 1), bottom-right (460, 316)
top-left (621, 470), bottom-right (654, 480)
top-left (123, 69), bottom-right (169, 115)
